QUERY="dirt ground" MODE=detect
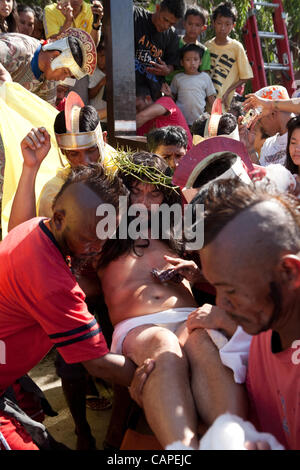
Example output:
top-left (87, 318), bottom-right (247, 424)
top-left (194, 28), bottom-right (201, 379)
top-left (28, 348), bottom-right (113, 450)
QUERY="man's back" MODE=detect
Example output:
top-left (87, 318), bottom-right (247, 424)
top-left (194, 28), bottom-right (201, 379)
top-left (98, 239), bottom-right (197, 326)
top-left (0, 217), bottom-right (106, 393)
top-left (137, 96), bottom-right (193, 149)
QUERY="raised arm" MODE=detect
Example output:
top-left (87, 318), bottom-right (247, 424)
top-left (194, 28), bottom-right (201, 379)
top-left (8, 128), bottom-right (51, 231)
top-left (244, 93), bottom-right (300, 116)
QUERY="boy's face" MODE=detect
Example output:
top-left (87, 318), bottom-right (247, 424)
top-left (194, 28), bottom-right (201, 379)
top-left (181, 50), bottom-right (201, 75)
top-left (184, 14), bottom-right (206, 42)
top-left (213, 14), bottom-right (235, 40)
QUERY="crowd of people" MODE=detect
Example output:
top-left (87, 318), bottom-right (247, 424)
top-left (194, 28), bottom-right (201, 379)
top-left (0, 0), bottom-right (300, 453)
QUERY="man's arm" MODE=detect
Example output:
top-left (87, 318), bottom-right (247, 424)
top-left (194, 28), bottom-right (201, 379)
top-left (43, 2), bottom-right (74, 39)
top-left (222, 79), bottom-right (247, 109)
top-left (207, 94), bottom-right (216, 108)
top-left (8, 128), bottom-right (50, 231)
top-left (90, 1), bottom-right (103, 47)
top-left (244, 93), bottom-right (300, 116)
top-left (136, 102), bottom-right (168, 128)
top-left (146, 58), bottom-right (174, 77)
top-left (82, 353), bottom-right (136, 387)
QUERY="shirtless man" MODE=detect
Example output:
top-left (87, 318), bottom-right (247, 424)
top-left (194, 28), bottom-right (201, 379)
top-left (97, 152), bottom-right (247, 449)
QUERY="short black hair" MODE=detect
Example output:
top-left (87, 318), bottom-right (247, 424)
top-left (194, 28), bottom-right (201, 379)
top-left (54, 105), bottom-right (99, 134)
top-left (180, 43), bottom-right (205, 61)
top-left (68, 36), bottom-right (83, 68)
top-left (191, 112), bottom-right (237, 136)
top-left (184, 5), bottom-right (208, 25)
top-left (160, 0), bottom-right (186, 20)
top-left (212, 1), bottom-right (237, 23)
top-left (147, 126), bottom-right (188, 152)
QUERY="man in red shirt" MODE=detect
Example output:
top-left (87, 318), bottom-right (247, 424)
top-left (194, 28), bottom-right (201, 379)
top-left (0, 164), bottom-right (141, 450)
top-left (193, 179), bottom-right (300, 450)
top-left (136, 85), bottom-right (193, 151)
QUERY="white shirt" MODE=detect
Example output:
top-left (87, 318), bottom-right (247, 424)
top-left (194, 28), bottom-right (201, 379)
top-left (259, 132), bottom-right (287, 167)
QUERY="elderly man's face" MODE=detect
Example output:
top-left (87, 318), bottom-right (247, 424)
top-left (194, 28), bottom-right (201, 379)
top-left (200, 242), bottom-right (281, 336)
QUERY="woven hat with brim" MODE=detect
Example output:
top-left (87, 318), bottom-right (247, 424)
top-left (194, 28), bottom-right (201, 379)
top-left (255, 85), bottom-right (289, 100)
top-left (42, 28), bottom-right (97, 79)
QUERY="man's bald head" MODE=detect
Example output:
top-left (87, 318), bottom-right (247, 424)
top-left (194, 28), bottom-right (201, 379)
top-left (194, 179), bottom-right (300, 255)
top-left (50, 164), bottom-right (128, 260)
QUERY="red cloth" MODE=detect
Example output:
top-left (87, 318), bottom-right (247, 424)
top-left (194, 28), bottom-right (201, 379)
top-left (0, 218), bottom-right (108, 394)
top-left (246, 330), bottom-right (300, 450)
top-left (0, 414), bottom-right (39, 450)
top-left (0, 381), bottom-right (44, 450)
top-left (56, 97), bottom-right (66, 111)
top-left (137, 96), bottom-right (193, 150)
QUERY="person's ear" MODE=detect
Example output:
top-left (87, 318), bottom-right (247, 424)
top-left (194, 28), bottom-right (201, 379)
top-left (201, 25), bottom-right (207, 32)
top-left (103, 131), bottom-right (107, 143)
top-left (180, 59), bottom-right (183, 67)
top-left (156, 4), bottom-right (160, 13)
top-left (52, 209), bottom-right (66, 232)
top-left (277, 255), bottom-right (300, 289)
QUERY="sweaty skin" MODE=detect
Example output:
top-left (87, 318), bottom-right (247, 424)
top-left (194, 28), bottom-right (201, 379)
top-left (98, 239), bottom-right (198, 326)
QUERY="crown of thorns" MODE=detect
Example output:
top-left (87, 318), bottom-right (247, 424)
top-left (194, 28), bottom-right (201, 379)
top-left (111, 149), bottom-right (179, 192)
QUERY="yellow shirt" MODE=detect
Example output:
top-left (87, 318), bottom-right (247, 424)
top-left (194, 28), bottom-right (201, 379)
top-left (205, 38), bottom-right (253, 111)
top-left (37, 143), bottom-right (118, 218)
top-left (43, 1), bottom-right (93, 38)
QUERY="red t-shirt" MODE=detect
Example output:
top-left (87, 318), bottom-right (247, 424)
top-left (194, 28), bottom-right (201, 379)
top-left (246, 330), bottom-right (300, 450)
top-left (0, 218), bottom-right (108, 394)
top-left (137, 96), bottom-right (193, 150)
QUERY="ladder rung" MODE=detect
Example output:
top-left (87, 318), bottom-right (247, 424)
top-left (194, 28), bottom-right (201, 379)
top-left (253, 1), bottom-right (279, 7)
top-left (264, 63), bottom-right (290, 71)
top-left (258, 31), bottom-right (285, 39)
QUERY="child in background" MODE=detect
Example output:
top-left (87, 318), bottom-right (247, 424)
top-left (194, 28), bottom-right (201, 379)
top-left (205, 1), bottom-right (253, 111)
top-left (170, 44), bottom-right (216, 126)
top-left (17, 4), bottom-right (35, 37)
top-left (180, 6), bottom-right (210, 72)
top-left (88, 39), bottom-right (107, 126)
top-left (32, 5), bottom-right (45, 40)
top-left (0, 0), bottom-right (18, 32)
top-left (166, 5), bottom-right (210, 84)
